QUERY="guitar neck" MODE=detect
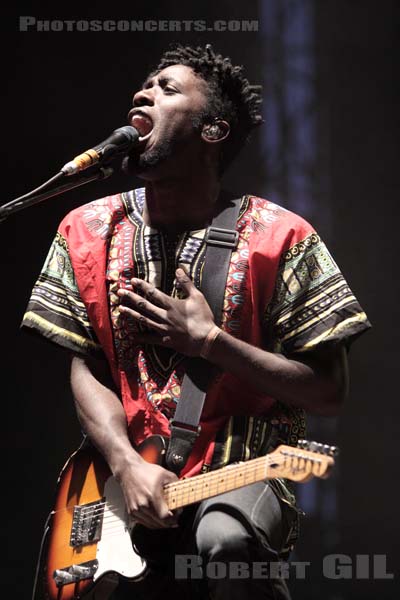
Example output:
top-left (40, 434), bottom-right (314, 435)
top-left (162, 444), bottom-right (334, 510)
top-left (163, 455), bottom-right (269, 510)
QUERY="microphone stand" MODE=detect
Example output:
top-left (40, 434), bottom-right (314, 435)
top-left (0, 166), bottom-right (114, 224)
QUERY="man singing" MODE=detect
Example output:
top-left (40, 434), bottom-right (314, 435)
top-left (23, 44), bottom-right (370, 599)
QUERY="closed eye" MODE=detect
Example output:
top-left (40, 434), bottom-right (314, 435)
top-left (141, 76), bottom-right (181, 95)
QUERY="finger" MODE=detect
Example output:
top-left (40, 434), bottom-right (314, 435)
top-left (150, 498), bottom-right (180, 527)
top-left (118, 304), bottom-right (168, 332)
top-left (132, 278), bottom-right (171, 309)
top-left (150, 481), bottom-right (179, 521)
top-left (118, 289), bottom-right (168, 322)
top-left (131, 512), bottom-right (168, 530)
top-left (129, 500), bottom-right (172, 529)
top-left (137, 505), bottom-right (178, 529)
top-left (175, 267), bottom-right (198, 296)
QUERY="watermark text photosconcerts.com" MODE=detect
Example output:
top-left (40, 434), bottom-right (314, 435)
top-left (19, 17), bottom-right (259, 33)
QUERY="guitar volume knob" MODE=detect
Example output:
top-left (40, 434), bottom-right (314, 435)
top-left (54, 570), bottom-right (76, 585)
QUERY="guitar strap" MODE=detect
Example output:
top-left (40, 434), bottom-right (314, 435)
top-left (165, 192), bottom-right (242, 475)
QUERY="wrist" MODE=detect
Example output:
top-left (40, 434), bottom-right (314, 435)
top-left (199, 325), bottom-right (222, 359)
top-left (109, 445), bottom-right (144, 478)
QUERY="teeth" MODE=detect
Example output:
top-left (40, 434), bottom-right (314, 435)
top-left (131, 114), bottom-right (153, 137)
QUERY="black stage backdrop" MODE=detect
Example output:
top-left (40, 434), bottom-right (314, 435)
top-left (1, 2), bottom-right (399, 599)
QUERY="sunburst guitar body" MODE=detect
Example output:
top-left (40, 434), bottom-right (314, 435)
top-left (41, 436), bottom-right (337, 599)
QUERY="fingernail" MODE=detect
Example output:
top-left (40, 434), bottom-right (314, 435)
top-left (117, 288), bottom-right (127, 295)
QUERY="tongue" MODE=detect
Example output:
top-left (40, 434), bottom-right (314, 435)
top-left (131, 115), bottom-right (153, 137)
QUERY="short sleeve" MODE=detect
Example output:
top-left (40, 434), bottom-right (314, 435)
top-left (21, 231), bottom-right (104, 357)
top-left (264, 232), bottom-right (371, 354)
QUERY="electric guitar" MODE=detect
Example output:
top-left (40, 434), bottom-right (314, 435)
top-left (41, 436), bottom-right (337, 599)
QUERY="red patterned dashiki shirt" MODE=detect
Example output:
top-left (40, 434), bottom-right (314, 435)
top-left (22, 189), bottom-right (370, 479)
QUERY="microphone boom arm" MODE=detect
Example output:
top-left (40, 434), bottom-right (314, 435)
top-left (0, 166), bottom-right (114, 224)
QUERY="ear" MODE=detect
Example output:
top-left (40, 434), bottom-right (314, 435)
top-left (201, 119), bottom-right (230, 144)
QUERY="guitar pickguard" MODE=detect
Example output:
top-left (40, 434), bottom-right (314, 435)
top-left (94, 476), bottom-right (147, 581)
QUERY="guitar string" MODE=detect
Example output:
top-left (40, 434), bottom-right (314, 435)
top-left (65, 454), bottom-right (328, 527)
top-left (66, 474), bottom-right (327, 534)
top-left (70, 453), bottom-right (299, 519)
top-left (91, 461), bottom-right (271, 533)
top-left (73, 457), bottom-right (311, 537)
top-left (71, 453), bottom-right (327, 521)
top-left (74, 468), bottom-right (326, 526)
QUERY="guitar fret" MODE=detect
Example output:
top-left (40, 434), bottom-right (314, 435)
top-left (164, 457), bottom-right (269, 509)
top-left (163, 446), bottom-right (333, 510)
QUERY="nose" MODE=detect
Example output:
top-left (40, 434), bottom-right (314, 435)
top-left (132, 87), bottom-right (155, 107)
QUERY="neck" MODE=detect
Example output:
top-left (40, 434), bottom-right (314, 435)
top-left (142, 170), bottom-right (221, 233)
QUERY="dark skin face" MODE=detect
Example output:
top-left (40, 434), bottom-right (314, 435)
top-left (123, 64), bottom-right (230, 232)
top-left (125, 64), bottom-right (213, 180)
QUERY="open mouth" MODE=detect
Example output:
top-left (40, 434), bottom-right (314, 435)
top-left (130, 113), bottom-right (153, 141)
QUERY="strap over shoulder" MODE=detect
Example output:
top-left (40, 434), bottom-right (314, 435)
top-left (166, 194), bottom-right (243, 475)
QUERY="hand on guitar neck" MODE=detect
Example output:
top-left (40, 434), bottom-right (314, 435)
top-left (71, 354), bottom-right (180, 531)
top-left (114, 454), bottom-right (180, 530)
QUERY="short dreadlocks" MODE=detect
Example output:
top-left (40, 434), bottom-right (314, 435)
top-left (153, 44), bottom-right (263, 173)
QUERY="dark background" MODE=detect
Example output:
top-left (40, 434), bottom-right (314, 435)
top-left (2, 1), bottom-right (399, 599)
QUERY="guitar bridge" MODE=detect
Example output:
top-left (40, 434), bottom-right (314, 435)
top-left (70, 498), bottom-right (105, 547)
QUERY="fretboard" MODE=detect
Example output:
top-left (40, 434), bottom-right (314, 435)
top-left (163, 455), bottom-right (270, 510)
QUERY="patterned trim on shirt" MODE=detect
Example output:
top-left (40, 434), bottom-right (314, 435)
top-left (21, 232), bottom-right (102, 356)
top-left (265, 233), bottom-right (369, 353)
top-left (209, 404), bottom-right (306, 472)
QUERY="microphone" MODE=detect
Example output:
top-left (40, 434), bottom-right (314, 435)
top-left (61, 125), bottom-right (140, 175)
